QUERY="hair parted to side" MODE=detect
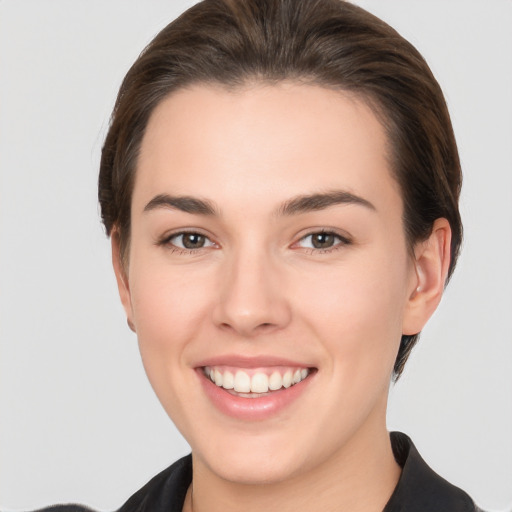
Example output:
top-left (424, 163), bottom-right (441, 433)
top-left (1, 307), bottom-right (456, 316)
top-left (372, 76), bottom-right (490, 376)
top-left (99, 0), bottom-right (463, 379)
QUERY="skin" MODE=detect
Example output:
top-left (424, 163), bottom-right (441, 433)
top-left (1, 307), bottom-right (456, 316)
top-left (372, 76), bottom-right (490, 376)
top-left (113, 83), bottom-right (451, 512)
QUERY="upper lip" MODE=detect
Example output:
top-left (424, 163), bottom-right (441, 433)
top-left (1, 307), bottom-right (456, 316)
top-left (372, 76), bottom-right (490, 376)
top-left (194, 354), bottom-right (315, 369)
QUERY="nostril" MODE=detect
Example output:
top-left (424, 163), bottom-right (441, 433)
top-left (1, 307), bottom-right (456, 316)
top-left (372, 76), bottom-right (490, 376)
top-left (256, 322), bottom-right (280, 333)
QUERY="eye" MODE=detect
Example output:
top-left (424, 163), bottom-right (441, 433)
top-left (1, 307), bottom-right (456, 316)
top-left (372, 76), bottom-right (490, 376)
top-left (166, 232), bottom-right (216, 250)
top-left (296, 231), bottom-right (350, 251)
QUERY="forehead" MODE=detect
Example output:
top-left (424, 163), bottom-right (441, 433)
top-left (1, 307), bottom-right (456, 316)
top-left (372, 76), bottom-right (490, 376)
top-left (134, 82), bottom-right (400, 216)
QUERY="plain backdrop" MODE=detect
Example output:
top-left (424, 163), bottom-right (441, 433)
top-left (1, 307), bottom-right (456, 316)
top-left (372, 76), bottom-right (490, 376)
top-left (1, 1), bottom-right (511, 511)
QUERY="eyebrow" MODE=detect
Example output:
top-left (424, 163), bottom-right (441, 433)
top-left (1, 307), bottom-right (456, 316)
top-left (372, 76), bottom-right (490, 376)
top-left (143, 190), bottom-right (375, 217)
top-left (277, 190), bottom-right (375, 216)
top-left (144, 194), bottom-right (217, 215)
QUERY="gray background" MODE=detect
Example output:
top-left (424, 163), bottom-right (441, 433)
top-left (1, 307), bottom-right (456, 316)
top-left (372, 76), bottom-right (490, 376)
top-left (1, 1), bottom-right (511, 510)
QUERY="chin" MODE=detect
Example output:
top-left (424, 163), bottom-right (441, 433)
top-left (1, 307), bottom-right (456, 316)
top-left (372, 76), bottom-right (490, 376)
top-left (191, 429), bottom-right (311, 485)
top-left (204, 451), bottom-right (304, 485)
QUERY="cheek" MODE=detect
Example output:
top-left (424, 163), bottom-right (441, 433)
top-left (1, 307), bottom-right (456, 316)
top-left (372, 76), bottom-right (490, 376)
top-left (127, 254), bottom-right (215, 368)
top-left (293, 251), bottom-right (410, 372)
top-left (126, 257), bottom-right (218, 427)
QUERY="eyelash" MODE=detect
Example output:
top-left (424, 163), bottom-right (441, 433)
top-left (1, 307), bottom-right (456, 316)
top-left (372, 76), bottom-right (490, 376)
top-left (158, 231), bottom-right (217, 255)
top-left (157, 229), bottom-right (352, 255)
top-left (294, 230), bottom-right (352, 254)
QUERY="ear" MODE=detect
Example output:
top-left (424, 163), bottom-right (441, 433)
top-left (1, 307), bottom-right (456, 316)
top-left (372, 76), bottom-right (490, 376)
top-left (111, 229), bottom-right (136, 333)
top-left (402, 218), bottom-right (452, 336)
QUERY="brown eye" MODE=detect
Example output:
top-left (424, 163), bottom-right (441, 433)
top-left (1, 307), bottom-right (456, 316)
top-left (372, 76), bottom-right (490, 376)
top-left (311, 233), bottom-right (336, 249)
top-left (182, 233), bottom-right (206, 249)
top-left (168, 232), bottom-right (214, 250)
top-left (297, 231), bottom-right (350, 251)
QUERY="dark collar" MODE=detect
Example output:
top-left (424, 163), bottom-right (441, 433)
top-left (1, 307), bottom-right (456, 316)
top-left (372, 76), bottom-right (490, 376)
top-left (117, 432), bottom-right (480, 512)
top-left (384, 431), bottom-right (479, 511)
top-left (117, 455), bottom-right (192, 512)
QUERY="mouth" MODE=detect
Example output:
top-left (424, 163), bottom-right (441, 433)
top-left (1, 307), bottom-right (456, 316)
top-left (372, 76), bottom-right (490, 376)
top-left (197, 361), bottom-right (316, 420)
top-left (202, 365), bottom-right (312, 398)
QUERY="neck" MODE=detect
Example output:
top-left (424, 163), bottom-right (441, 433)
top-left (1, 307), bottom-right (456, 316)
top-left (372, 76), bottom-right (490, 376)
top-left (185, 425), bottom-right (401, 512)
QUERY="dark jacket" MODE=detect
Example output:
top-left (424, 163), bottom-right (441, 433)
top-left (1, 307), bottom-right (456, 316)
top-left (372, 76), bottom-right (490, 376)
top-left (33, 432), bottom-right (483, 512)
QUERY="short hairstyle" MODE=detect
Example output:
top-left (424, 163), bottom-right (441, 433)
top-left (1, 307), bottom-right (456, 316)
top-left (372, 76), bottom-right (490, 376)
top-left (99, 0), bottom-right (463, 379)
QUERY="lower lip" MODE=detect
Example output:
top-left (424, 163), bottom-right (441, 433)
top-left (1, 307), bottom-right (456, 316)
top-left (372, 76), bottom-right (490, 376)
top-left (197, 369), bottom-right (314, 421)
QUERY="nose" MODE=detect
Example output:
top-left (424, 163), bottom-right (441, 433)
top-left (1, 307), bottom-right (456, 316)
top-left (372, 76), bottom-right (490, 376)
top-left (213, 247), bottom-right (292, 337)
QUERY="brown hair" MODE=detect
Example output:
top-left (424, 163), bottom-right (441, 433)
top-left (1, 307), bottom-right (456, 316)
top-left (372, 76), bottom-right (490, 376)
top-left (99, 0), bottom-right (462, 379)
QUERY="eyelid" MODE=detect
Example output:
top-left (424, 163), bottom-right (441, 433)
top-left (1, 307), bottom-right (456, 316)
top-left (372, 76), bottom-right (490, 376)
top-left (157, 228), bottom-right (218, 251)
top-left (293, 228), bottom-right (352, 251)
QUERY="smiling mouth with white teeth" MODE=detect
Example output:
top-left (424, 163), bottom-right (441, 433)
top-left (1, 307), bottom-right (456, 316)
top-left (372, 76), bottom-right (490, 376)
top-left (203, 366), bottom-right (312, 398)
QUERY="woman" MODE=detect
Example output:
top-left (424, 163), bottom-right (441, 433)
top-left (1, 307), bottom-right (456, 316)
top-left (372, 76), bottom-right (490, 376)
top-left (97, 0), bottom-right (480, 509)
top-left (6, 0), bottom-right (495, 510)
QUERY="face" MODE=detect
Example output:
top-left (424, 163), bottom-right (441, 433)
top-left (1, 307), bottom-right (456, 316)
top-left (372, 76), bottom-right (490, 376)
top-left (116, 83), bottom-right (422, 484)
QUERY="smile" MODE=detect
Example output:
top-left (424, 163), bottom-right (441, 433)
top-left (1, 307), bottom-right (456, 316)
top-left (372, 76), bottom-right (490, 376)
top-left (203, 366), bottom-right (310, 396)
top-left (197, 361), bottom-right (316, 420)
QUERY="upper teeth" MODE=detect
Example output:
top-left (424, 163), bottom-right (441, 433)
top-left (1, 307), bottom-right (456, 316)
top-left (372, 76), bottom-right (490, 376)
top-left (204, 367), bottom-right (310, 393)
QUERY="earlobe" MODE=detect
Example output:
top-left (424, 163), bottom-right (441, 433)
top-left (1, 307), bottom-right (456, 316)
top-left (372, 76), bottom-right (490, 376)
top-left (111, 229), bottom-right (136, 333)
top-left (402, 218), bottom-right (452, 335)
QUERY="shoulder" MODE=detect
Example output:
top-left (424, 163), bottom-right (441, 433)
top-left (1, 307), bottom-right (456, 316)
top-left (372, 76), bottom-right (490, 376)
top-left (27, 455), bottom-right (192, 512)
top-left (385, 432), bottom-right (484, 512)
